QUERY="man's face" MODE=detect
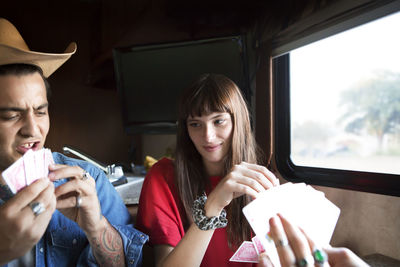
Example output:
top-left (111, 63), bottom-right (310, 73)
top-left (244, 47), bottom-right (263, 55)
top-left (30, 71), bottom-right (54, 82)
top-left (0, 72), bottom-right (50, 171)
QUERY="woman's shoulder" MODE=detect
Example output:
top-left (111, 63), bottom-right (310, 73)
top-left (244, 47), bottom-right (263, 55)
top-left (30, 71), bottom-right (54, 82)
top-left (150, 157), bottom-right (174, 171)
top-left (146, 157), bottom-right (175, 183)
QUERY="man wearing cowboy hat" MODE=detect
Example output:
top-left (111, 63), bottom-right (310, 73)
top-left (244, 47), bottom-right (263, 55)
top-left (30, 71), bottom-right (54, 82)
top-left (0, 18), bottom-right (147, 266)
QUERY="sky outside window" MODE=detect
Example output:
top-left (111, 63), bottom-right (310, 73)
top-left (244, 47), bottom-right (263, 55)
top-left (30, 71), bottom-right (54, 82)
top-left (290, 11), bottom-right (400, 174)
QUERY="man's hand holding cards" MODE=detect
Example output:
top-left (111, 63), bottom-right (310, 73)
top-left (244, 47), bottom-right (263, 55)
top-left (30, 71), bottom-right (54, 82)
top-left (230, 182), bottom-right (341, 266)
top-left (0, 148), bottom-right (54, 199)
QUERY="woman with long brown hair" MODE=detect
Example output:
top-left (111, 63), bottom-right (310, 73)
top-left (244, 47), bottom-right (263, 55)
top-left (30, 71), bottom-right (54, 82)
top-left (136, 73), bottom-right (279, 267)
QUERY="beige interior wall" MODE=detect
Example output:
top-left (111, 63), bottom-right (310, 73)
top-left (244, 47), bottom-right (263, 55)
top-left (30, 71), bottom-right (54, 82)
top-left (141, 134), bottom-right (176, 160)
top-left (315, 185), bottom-right (400, 259)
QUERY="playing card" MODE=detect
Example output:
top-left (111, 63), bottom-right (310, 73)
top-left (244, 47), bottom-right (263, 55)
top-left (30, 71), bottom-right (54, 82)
top-left (2, 156), bottom-right (26, 194)
top-left (24, 149), bottom-right (38, 185)
top-left (242, 182), bottom-right (341, 267)
top-left (252, 235), bottom-right (265, 255)
top-left (34, 148), bottom-right (46, 180)
top-left (229, 241), bottom-right (258, 263)
top-left (44, 148), bottom-right (54, 176)
top-left (1, 148), bottom-right (55, 195)
top-left (255, 233), bottom-right (281, 266)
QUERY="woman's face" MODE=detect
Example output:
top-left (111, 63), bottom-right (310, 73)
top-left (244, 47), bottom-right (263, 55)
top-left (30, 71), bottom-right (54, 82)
top-left (187, 112), bottom-right (233, 175)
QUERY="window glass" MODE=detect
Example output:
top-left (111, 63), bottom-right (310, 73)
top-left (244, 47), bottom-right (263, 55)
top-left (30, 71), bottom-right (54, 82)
top-left (290, 11), bottom-right (400, 175)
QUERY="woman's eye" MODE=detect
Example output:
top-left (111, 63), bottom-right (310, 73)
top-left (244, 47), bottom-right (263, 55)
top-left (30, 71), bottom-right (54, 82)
top-left (188, 122), bottom-right (200, 128)
top-left (215, 119), bottom-right (225, 125)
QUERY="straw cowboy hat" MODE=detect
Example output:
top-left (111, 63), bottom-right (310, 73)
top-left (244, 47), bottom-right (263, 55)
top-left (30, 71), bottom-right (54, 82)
top-left (0, 18), bottom-right (76, 77)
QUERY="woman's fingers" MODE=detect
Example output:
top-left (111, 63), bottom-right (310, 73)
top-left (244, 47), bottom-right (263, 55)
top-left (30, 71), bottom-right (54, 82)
top-left (231, 182), bottom-right (260, 199)
top-left (228, 163), bottom-right (279, 196)
top-left (258, 252), bottom-right (275, 267)
top-left (269, 216), bottom-right (297, 267)
top-left (278, 214), bottom-right (317, 267)
top-left (231, 173), bottom-right (266, 194)
top-left (241, 162), bottom-right (280, 187)
top-left (269, 213), bottom-right (324, 267)
top-left (208, 162), bottom-right (278, 212)
top-left (237, 167), bottom-right (274, 191)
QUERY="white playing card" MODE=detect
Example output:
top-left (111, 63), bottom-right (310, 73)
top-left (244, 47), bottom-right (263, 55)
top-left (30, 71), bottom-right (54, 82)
top-left (34, 148), bottom-right (46, 179)
top-left (44, 148), bottom-right (54, 177)
top-left (229, 241), bottom-right (258, 263)
top-left (242, 184), bottom-right (292, 244)
top-left (24, 149), bottom-right (38, 185)
top-left (2, 156), bottom-right (26, 194)
top-left (242, 182), bottom-right (341, 267)
top-left (2, 148), bottom-right (55, 195)
top-left (255, 233), bottom-right (281, 266)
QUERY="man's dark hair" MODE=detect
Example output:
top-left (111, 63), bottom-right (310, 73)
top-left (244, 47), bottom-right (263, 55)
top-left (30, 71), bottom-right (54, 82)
top-left (0, 64), bottom-right (51, 100)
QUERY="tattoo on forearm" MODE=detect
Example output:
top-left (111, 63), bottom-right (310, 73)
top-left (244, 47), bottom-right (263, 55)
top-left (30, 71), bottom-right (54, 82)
top-left (91, 223), bottom-right (124, 266)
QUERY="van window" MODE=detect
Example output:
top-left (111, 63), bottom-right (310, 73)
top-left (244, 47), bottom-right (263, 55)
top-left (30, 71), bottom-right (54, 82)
top-left (273, 3), bottom-right (400, 196)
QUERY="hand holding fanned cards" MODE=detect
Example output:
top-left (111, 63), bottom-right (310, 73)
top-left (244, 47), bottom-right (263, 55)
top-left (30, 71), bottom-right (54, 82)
top-left (230, 182), bottom-right (341, 266)
top-left (1, 148), bottom-right (54, 195)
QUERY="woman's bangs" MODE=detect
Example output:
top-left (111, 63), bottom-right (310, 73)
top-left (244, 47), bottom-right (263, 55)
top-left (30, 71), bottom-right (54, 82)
top-left (187, 86), bottom-right (230, 118)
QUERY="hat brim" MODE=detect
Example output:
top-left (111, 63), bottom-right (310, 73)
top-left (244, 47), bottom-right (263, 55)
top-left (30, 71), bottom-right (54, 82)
top-left (0, 42), bottom-right (77, 77)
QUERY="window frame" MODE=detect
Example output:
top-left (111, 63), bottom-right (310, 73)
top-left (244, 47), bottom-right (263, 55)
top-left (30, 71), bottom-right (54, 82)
top-left (271, 1), bottom-right (400, 197)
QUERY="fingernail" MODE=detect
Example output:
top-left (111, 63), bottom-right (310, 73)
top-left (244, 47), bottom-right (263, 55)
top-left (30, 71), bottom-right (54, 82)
top-left (277, 213), bottom-right (288, 222)
top-left (269, 216), bottom-right (277, 226)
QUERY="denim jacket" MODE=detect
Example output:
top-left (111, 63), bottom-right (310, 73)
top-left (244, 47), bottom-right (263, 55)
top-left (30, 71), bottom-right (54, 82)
top-left (2, 152), bottom-right (148, 267)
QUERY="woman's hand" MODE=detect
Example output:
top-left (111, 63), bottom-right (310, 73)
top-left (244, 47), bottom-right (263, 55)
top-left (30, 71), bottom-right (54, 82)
top-left (205, 162), bottom-right (279, 216)
top-left (258, 213), bottom-right (370, 267)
